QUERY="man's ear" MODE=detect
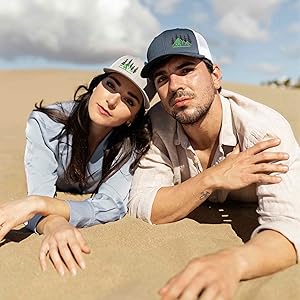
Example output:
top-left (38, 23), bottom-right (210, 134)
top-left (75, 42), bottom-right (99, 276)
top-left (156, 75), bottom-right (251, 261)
top-left (211, 64), bottom-right (222, 90)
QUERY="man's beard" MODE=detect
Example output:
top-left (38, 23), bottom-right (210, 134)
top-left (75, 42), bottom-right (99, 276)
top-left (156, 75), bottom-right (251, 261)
top-left (166, 87), bottom-right (215, 125)
top-left (171, 101), bottom-right (213, 124)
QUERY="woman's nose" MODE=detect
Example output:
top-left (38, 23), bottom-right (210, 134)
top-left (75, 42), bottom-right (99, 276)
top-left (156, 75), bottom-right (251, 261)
top-left (106, 93), bottom-right (120, 109)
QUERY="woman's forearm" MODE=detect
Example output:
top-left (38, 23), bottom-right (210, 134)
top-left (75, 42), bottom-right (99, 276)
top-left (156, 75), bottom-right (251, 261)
top-left (28, 195), bottom-right (70, 221)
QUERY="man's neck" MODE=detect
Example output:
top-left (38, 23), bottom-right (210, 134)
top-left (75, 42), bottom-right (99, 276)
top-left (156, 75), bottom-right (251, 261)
top-left (182, 95), bottom-right (222, 152)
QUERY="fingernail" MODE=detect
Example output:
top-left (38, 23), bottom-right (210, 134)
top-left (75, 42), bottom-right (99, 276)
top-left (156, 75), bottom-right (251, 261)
top-left (80, 262), bottom-right (86, 270)
top-left (59, 268), bottom-right (65, 276)
top-left (71, 268), bottom-right (77, 276)
top-left (283, 154), bottom-right (289, 159)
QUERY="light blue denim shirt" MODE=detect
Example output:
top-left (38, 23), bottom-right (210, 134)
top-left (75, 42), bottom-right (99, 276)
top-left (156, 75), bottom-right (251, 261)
top-left (25, 101), bottom-right (132, 231)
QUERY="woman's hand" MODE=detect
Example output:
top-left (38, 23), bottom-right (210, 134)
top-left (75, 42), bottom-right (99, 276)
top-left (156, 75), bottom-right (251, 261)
top-left (210, 138), bottom-right (289, 190)
top-left (39, 216), bottom-right (90, 276)
top-left (0, 196), bottom-right (42, 240)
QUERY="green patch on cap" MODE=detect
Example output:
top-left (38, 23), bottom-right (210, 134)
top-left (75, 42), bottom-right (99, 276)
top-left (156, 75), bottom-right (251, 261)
top-left (119, 58), bottom-right (139, 74)
top-left (172, 37), bottom-right (192, 48)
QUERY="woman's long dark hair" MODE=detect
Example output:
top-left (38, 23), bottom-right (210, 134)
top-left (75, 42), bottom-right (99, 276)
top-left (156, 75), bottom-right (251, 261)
top-left (34, 73), bottom-right (152, 190)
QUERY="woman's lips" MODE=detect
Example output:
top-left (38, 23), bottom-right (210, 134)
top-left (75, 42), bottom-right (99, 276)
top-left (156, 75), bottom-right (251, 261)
top-left (97, 104), bottom-right (111, 116)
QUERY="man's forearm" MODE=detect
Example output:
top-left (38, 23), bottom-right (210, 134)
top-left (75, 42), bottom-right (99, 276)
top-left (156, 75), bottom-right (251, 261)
top-left (232, 230), bottom-right (297, 280)
top-left (151, 171), bottom-right (217, 224)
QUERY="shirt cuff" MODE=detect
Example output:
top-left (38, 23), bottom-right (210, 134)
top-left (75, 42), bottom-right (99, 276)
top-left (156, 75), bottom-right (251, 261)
top-left (25, 214), bottom-right (44, 233)
top-left (67, 200), bottom-right (95, 228)
top-left (128, 186), bottom-right (161, 224)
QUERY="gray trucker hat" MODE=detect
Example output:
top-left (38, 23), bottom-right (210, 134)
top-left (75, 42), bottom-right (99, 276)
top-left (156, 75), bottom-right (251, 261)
top-left (141, 28), bottom-right (213, 78)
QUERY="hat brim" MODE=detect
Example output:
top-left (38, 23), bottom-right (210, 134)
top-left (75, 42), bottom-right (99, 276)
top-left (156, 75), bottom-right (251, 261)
top-left (103, 68), bottom-right (150, 109)
top-left (141, 53), bottom-right (207, 78)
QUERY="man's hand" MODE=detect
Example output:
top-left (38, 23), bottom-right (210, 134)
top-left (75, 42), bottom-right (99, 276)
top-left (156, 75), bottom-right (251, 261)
top-left (39, 216), bottom-right (90, 276)
top-left (0, 196), bottom-right (41, 241)
top-left (159, 249), bottom-right (243, 300)
top-left (211, 138), bottom-right (289, 190)
top-left (151, 138), bottom-right (289, 224)
top-left (159, 230), bottom-right (297, 300)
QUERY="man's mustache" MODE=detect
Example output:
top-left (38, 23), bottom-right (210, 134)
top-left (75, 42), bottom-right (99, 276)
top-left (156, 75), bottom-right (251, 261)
top-left (168, 90), bottom-right (195, 105)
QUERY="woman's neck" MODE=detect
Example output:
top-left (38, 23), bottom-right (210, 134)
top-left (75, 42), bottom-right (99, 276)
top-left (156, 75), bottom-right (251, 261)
top-left (88, 123), bottom-right (112, 157)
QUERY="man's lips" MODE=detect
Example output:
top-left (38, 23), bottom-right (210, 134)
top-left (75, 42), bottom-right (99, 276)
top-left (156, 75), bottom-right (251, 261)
top-left (172, 96), bottom-right (192, 107)
top-left (97, 104), bottom-right (112, 116)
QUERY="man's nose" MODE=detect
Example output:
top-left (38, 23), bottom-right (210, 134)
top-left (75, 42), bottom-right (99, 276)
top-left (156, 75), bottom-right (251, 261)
top-left (169, 73), bottom-right (182, 92)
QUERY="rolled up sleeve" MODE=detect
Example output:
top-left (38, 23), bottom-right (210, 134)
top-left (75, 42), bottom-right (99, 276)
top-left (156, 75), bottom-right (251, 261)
top-left (128, 135), bottom-right (176, 223)
top-left (251, 121), bottom-right (300, 261)
top-left (67, 158), bottom-right (132, 227)
top-left (24, 112), bottom-right (60, 231)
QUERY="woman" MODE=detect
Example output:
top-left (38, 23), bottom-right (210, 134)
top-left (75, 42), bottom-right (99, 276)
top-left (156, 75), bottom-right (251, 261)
top-left (0, 55), bottom-right (152, 276)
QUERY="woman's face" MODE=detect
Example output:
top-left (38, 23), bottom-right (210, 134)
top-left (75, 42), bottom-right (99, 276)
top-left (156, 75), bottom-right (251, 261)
top-left (88, 73), bottom-right (143, 130)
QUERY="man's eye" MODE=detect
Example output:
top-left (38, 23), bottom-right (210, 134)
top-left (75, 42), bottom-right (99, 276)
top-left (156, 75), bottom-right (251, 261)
top-left (156, 75), bottom-right (167, 84)
top-left (181, 68), bottom-right (192, 74)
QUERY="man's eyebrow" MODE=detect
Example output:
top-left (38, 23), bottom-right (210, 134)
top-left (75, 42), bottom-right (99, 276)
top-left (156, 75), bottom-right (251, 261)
top-left (175, 61), bottom-right (196, 70)
top-left (153, 60), bottom-right (197, 80)
top-left (153, 69), bottom-right (165, 80)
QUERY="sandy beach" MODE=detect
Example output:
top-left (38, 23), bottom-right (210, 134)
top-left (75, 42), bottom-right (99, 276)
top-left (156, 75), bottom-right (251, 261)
top-left (0, 69), bottom-right (299, 300)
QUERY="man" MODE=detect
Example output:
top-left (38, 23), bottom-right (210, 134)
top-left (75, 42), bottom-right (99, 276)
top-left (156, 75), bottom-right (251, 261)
top-left (129, 28), bottom-right (300, 300)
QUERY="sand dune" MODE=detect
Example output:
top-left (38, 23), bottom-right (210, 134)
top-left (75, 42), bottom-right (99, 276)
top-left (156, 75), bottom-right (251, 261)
top-left (0, 70), bottom-right (299, 300)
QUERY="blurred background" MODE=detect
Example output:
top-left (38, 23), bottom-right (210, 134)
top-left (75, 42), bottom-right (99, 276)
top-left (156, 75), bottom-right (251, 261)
top-left (0, 0), bottom-right (299, 85)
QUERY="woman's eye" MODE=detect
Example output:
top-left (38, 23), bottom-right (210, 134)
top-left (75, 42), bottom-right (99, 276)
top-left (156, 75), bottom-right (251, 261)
top-left (124, 98), bottom-right (135, 107)
top-left (106, 80), bottom-right (115, 90)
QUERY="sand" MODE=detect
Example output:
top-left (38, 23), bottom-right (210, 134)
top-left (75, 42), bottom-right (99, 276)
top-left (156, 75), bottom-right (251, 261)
top-left (0, 69), bottom-right (299, 300)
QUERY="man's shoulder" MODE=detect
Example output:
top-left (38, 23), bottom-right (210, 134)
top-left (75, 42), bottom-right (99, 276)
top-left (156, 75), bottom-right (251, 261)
top-left (222, 89), bottom-right (285, 120)
top-left (222, 89), bottom-right (296, 146)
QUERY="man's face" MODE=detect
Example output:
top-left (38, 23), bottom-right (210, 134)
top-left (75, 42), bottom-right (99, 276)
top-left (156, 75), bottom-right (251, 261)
top-left (152, 55), bottom-right (221, 124)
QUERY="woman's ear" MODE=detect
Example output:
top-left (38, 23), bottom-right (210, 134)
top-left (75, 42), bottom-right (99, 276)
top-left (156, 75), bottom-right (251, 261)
top-left (211, 64), bottom-right (222, 90)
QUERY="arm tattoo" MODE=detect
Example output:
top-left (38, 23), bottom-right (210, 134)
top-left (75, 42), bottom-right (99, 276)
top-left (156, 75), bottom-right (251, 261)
top-left (199, 191), bottom-right (211, 201)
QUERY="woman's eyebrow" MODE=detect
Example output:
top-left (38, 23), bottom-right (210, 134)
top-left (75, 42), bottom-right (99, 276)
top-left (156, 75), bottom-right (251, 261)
top-left (109, 75), bottom-right (121, 86)
top-left (128, 92), bottom-right (140, 104)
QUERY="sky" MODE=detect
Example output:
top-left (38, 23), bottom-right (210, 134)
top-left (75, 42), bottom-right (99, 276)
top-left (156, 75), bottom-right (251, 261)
top-left (0, 0), bottom-right (299, 84)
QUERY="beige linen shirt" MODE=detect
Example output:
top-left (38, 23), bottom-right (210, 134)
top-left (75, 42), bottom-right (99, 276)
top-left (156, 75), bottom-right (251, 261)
top-left (128, 89), bottom-right (300, 260)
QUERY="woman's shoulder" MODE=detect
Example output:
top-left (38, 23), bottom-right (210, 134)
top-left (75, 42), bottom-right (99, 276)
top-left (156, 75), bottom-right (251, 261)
top-left (27, 100), bottom-right (76, 132)
top-left (29, 101), bottom-right (75, 121)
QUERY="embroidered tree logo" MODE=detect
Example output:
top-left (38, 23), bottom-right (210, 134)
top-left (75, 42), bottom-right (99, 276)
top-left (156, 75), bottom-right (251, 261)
top-left (119, 59), bottom-right (138, 74)
top-left (171, 35), bottom-right (192, 48)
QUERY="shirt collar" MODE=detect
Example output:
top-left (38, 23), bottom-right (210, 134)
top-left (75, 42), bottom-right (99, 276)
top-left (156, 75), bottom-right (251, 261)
top-left (174, 122), bottom-right (190, 148)
top-left (218, 95), bottom-right (238, 154)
